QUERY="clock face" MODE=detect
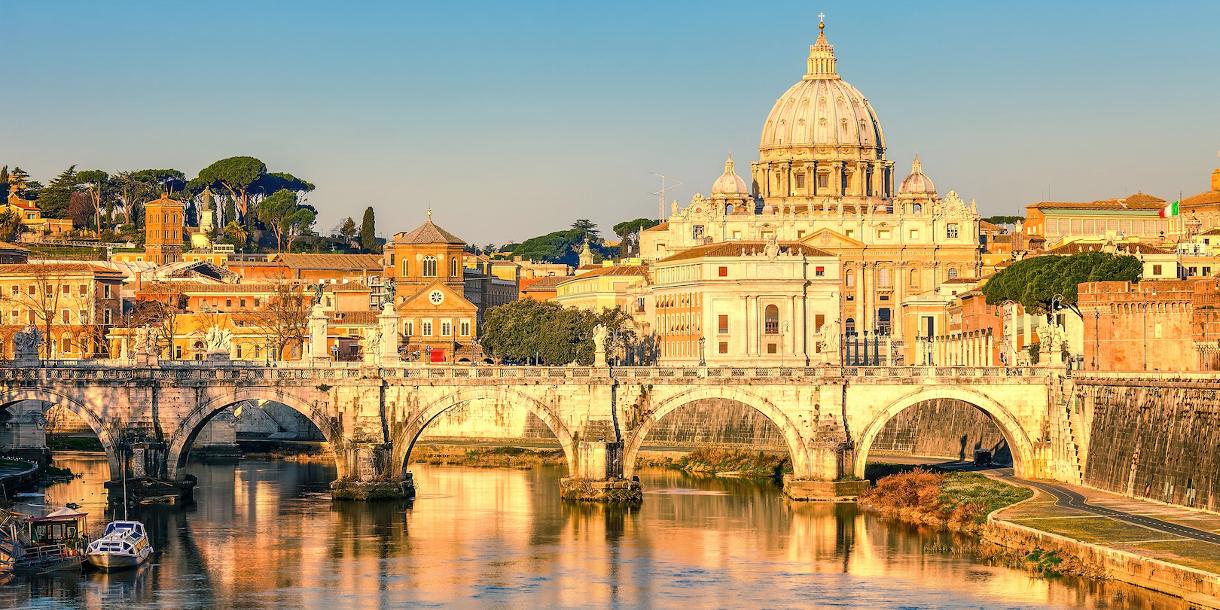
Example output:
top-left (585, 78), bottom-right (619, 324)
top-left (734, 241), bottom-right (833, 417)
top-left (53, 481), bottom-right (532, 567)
top-left (429, 290), bottom-right (444, 305)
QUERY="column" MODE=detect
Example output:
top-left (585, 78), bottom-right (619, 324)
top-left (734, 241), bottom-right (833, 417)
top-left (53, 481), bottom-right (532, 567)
top-left (309, 304), bottom-right (329, 363)
top-left (852, 262), bottom-right (864, 333)
top-left (559, 440), bottom-right (642, 504)
top-left (378, 304), bottom-right (400, 366)
top-left (986, 329), bottom-right (995, 366)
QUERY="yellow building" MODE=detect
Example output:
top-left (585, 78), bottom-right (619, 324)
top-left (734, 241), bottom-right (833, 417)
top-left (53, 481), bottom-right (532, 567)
top-left (0, 262), bottom-right (124, 359)
top-left (0, 193), bottom-right (73, 236)
top-left (554, 265), bottom-right (649, 313)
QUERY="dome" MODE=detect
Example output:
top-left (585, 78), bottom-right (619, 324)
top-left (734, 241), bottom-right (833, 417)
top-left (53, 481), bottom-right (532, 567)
top-left (711, 155), bottom-right (749, 197)
top-left (899, 155), bottom-right (936, 195)
top-left (758, 22), bottom-right (885, 157)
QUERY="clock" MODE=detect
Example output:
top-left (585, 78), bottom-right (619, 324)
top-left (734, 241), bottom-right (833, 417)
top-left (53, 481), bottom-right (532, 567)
top-left (429, 290), bottom-right (444, 305)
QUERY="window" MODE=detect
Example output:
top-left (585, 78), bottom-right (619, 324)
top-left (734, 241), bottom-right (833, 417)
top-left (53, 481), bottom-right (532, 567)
top-left (912, 203), bottom-right (922, 214)
top-left (253, 298), bottom-right (260, 307)
top-left (402, 260), bottom-right (409, 276)
top-left (1205, 267), bottom-right (1213, 276)
top-left (174, 345), bottom-right (182, 359)
top-left (423, 256), bottom-right (437, 277)
top-left (947, 267), bottom-right (959, 280)
top-left (422, 321), bottom-right (433, 336)
top-left (441, 321), bottom-right (452, 336)
top-left (104, 309), bottom-right (112, 325)
top-left (877, 308), bottom-right (892, 335)
top-left (766, 343), bottom-right (778, 354)
top-left (845, 318), bottom-right (856, 334)
top-left (909, 229), bottom-right (920, 240)
top-left (692, 225), bottom-right (705, 239)
top-left (909, 268), bottom-right (920, 288)
top-left (27, 285), bottom-right (35, 295)
top-left (947, 223), bottom-right (959, 239)
top-left (764, 304), bottom-right (779, 335)
top-left (226, 299), bottom-right (233, 307)
top-left (817, 174), bottom-right (829, 189)
top-left (795, 173), bottom-right (805, 189)
top-left (815, 266), bottom-right (825, 277)
top-left (61, 336), bottom-right (70, 353)
top-left (450, 257), bottom-right (458, 277)
top-left (406, 320), bottom-right (414, 336)
top-left (845, 229), bottom-right (855, 239)
top-left (845, 269), bottom-right (855, 288)
top-left (718, 314), bottom-right (729, 334)
top-left (240, 298), bottom-right (247, 307)
top-left (878, 229), bottom-right (891, 240)
top-left (9, 286), bottom-right (16, 296)
top-left (62, 310), bottom-right (70, 323)
top-left (718, 341), bottom-right (728, 354)
top-left (718, 266), bottom-right (728, 277)
top-left (460, 320), bottom-right (470, 336)
top-left (61, 285), bottom-right (69, 295)
top-left (815, 314), bottom-right (825, 331)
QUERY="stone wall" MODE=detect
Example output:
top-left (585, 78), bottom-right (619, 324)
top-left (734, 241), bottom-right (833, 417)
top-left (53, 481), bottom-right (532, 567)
top-left (1080, 382), bottom-right (1220, 512)
top-left (869, 399), bottom-right (1011, 464)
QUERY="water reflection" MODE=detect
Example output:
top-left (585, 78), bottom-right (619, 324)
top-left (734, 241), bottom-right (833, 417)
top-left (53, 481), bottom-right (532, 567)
top-left (0, 454), bottom-right (1186, 609)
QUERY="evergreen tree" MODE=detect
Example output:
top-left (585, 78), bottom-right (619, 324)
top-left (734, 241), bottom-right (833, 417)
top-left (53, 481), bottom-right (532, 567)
top-left (359, 207), bottom-right (377, 252)
top-left (37, 165), bottom-right (79, 219)
top-left (338, 216), bottom-right (357, 245)
top-left (7, 167), bottom-right (34, 198)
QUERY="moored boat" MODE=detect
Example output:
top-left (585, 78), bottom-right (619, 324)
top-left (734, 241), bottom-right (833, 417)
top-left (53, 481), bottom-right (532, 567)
top-left (85, 521), bottom-right (152, 571)
top-left (2, 507), bottom-right (90, 574)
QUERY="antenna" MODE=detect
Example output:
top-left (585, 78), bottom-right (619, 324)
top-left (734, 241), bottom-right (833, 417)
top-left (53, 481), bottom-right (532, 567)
top-left (651, 173), bottom-right (683, 221)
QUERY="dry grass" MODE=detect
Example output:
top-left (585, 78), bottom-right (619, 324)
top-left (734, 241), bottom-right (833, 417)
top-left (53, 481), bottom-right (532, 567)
top-left (861, 468), bottom-right (1032, 534)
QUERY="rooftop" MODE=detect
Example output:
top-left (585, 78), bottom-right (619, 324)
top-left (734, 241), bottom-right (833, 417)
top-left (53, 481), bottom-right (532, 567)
top-left (393, 216), bottom-right (465, 245)
top-left (658, 241), bottom-right (832, 263)
top-left (1030, 192), bottom-right (1165, 211)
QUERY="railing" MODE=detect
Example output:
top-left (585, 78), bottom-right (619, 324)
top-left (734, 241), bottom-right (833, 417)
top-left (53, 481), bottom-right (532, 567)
top-left (0, 360), bottom-right (1059, 384)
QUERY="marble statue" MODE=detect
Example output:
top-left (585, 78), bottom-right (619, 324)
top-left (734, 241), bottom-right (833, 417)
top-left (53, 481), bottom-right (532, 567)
top-left (13, 325), bottom-right (41, 359)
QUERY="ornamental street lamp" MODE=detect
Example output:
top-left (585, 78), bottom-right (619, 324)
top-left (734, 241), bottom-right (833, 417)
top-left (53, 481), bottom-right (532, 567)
top-left (698, 336), bottom-right (705, 367)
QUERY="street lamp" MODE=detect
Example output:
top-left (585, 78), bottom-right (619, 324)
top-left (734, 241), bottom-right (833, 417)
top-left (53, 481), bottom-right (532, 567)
top-left (698, 336), bottom-right (705, 367)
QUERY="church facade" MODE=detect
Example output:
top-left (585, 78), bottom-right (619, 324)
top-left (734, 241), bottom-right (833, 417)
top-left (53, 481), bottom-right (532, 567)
top-left (637, 20), bottom-right (982, 361)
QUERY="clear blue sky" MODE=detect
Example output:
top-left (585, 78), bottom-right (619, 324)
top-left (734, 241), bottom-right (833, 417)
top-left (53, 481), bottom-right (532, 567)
top-left (4, 0), bottom-right (1219, 245)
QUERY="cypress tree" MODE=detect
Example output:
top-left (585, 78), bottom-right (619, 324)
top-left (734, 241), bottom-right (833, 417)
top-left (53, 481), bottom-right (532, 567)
top-left (359, 207), bottom-right (377, 252)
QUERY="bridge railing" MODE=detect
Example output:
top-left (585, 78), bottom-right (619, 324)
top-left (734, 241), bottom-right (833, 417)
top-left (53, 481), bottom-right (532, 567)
top-left (0, 360), bottom-right (1058, 383)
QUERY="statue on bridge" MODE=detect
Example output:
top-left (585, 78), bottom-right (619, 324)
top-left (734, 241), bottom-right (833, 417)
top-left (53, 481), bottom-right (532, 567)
top-left (204, 325), bottom-right (233, 359)
top-left (592, 323), bottom-right (608, 367)
top-left (13, 324), bottom-right (41, 361)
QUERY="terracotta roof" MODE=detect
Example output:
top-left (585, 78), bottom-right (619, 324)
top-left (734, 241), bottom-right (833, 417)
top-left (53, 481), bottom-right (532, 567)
top-left (1043, 241), bottom-right (1173, 255)
top-left (943, 277), bottom-right (980, 284)
top-left (642, 221), bottom-right (669, 232)
top-left (393, 219), bottom-right (464, 245)
top-left (329, 310), bottom-right (378, 324)
top-left (0, 263), bottom-right (122, 276)
top-left (1197, 228), bottom-right (1220, 236)
top-left (658, 241), bottom-right (832, 263)
top-left (275, 253), bottom-right (383, 271)
top-left (1182, 190), bottom-right (1220, 208)
top-left (521, 275), bottom-right (570, 291)
top-left (1030, 192), bottom-right (1165, 211)
top-left (563, 265), bottom-right (649, 281)
top-left (979, 220), bottom-right (1004, 232)
top-left (141, 281), bottom-right (285, 294)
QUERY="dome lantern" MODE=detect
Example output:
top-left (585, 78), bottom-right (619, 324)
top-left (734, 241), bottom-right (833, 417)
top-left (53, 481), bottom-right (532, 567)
top-left (805, 16), bottom-right (838, 80)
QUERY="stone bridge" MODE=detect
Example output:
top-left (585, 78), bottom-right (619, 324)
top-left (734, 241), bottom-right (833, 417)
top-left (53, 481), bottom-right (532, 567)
top-left (0, 361), bottom-right (1069, 502)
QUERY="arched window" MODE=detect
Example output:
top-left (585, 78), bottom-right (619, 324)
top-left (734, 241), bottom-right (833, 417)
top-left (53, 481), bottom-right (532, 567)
top-left (423, 256), bottom-right (437, 277)
top-left (912, 203), bottom-right (922, 214)
top-left (947, 267), bottom-right (959, 280)
top-left (877, 308), bottom-right (892, 336)
top-left (845, 318), bottom-right (856, 334)
top-left (845, 269), bottom-right (855, 288)
top-left (878, 267), bottom-right (892, 288)
top-left (450, 257), bottom-right (458, 277)
top-left (909, 268), bottom-right (920, 289)
top-left (402, 260), bottom-right (409, 276)
top-left (764, 304), bottom-right (780, 335)
top-left (725, 203), bottom-right (734, 215)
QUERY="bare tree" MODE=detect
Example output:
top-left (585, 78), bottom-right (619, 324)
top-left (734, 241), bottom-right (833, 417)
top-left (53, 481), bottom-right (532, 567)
top-left (249, 283), bottom-right (311, 361)
top-left (129, 283), bottom-right (187, 359)
top-left (0, 266), bottom-right (69, 359)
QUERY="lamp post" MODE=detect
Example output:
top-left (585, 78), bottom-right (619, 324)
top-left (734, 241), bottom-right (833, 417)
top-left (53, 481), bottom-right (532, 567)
top-left (264, 336), bottom-right (272, 366)
top-left (698, 336), bottom-right (705, 367)
top-left (1093, 309), bottom-right (1100, 370)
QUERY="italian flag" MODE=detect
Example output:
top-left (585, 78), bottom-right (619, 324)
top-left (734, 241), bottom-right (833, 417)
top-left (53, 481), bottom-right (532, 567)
top-left (1159, 200), bottom-right (1179, 218)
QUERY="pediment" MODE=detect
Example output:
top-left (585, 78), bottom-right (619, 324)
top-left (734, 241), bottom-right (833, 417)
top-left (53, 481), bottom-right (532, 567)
top-left (802, 228), bottom-right (866, 249)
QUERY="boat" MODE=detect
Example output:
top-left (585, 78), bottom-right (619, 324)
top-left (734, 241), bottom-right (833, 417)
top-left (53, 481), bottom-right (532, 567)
top-left (85, 521), bottom-right (152, 571)
top-left (1, 506), bottom-right (90, 574)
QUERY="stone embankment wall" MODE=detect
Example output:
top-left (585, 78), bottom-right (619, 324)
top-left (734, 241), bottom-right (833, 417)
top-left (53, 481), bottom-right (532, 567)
top-left (1079, 381), bottom-right (1220, 512)
top-left (869, 399), bottom-right (1011, 464)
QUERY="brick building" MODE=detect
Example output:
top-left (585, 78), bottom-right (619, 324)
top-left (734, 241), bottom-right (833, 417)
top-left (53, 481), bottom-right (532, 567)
top-left (1078, 280), bottom-right (1206, 372)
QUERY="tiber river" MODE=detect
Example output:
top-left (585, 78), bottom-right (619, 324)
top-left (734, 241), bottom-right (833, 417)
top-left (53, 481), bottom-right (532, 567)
top-left (1, 453), bottom-right (1187, 609)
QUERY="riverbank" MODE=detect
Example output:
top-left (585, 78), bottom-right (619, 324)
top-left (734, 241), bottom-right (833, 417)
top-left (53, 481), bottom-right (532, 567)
top-left (637, 447), bottom-right (791, 478)
top-left (860, 465), bottom-right (1220, 608)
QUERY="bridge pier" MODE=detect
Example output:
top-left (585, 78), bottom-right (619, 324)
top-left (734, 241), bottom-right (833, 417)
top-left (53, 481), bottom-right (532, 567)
top-left (331, 442), bottom-right (413, 501)
top-left (782, 441), bottom-right (870, 502)
top-left (559, 441), bottom-right (642, 505)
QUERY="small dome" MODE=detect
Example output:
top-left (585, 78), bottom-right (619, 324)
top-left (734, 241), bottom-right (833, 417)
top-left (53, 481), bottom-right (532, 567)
top-left (899, 155), bottom-right (936, 195)
top-left (711, 155), bottom-right (749, 197)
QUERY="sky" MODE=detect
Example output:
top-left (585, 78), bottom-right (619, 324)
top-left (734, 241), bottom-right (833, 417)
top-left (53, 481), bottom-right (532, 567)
top-left (3, 0), bottom-right (1219, 245)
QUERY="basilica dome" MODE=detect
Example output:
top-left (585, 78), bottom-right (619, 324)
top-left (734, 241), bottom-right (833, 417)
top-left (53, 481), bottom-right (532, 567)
top-left (711, 155), bottom-right (749, 197)
top-left (758, 22), bottom-right (885, 159)
top-left (899, 155), bottom-right (936, 195)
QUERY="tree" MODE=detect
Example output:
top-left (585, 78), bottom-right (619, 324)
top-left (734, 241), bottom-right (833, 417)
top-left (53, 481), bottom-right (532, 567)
top-left (338, 216), bottom-right (357, 245)
top-left (258, 189), bottom-right (317, 252)
top-left (359, 207), bottom-right (377, 252)
top-left (36, 165), bottom-right (78, 219)
top-left (0, 208), bottom-right (24, 242)
top-left (510, 228), bottom-right (585, 265)
top-left (571, 219), bottom-right (600, 244)
top-left (129, 284), bottom-right (187, 359)
top-left (222, 220), bottom-right (248, 249)
top-left (983, 215), bottom-right (1025, 226)
top-left (193, 156), bottom-right (267, 222)
top-left (249, 283), bottom-right (311, 360)
top-left (1, 266), bottom-right (69, 358)
top-left (75, 169), bottom-right (110, 234)
top-left (982, 252), bottom-right (1142, 319)
top-left (613, 217), bottom-right (660, 257)
top-left (67, 191), bottom-right (94, 229)
top-left (6, 167), bottom-right (33, 198)
top-left (480, 300), bottom-right (637, 365)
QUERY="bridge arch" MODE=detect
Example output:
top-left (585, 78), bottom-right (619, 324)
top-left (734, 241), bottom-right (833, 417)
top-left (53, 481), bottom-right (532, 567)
top-left (622, 386), bottom-right (810, 479)
top-left (0, 388), bottom-right (119, 476)
top-left (166, 389), bottom-right (343, 479)
top-left (853, 386), bottom-right (1037, 479)
top-left (391, 387), bottom-right (577, 477)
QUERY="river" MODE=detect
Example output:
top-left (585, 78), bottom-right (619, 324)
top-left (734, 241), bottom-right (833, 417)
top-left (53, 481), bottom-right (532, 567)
top-left (1, 453), bottom-right (1186, 609)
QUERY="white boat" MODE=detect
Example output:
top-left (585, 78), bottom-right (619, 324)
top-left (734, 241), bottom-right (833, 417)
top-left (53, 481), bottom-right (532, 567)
top-left (85, 521), bottom-right (152, 571)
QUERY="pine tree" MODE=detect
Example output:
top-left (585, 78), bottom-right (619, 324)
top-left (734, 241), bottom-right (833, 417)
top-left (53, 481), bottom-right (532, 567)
top-left (359, 207), bottom-right (377, 252)
top-left (37, 165), bottom-right (79, 219)
top-left (7, 167), bottom-right (31, 196)
top-left (339, 216), bottom-right (357, 245)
